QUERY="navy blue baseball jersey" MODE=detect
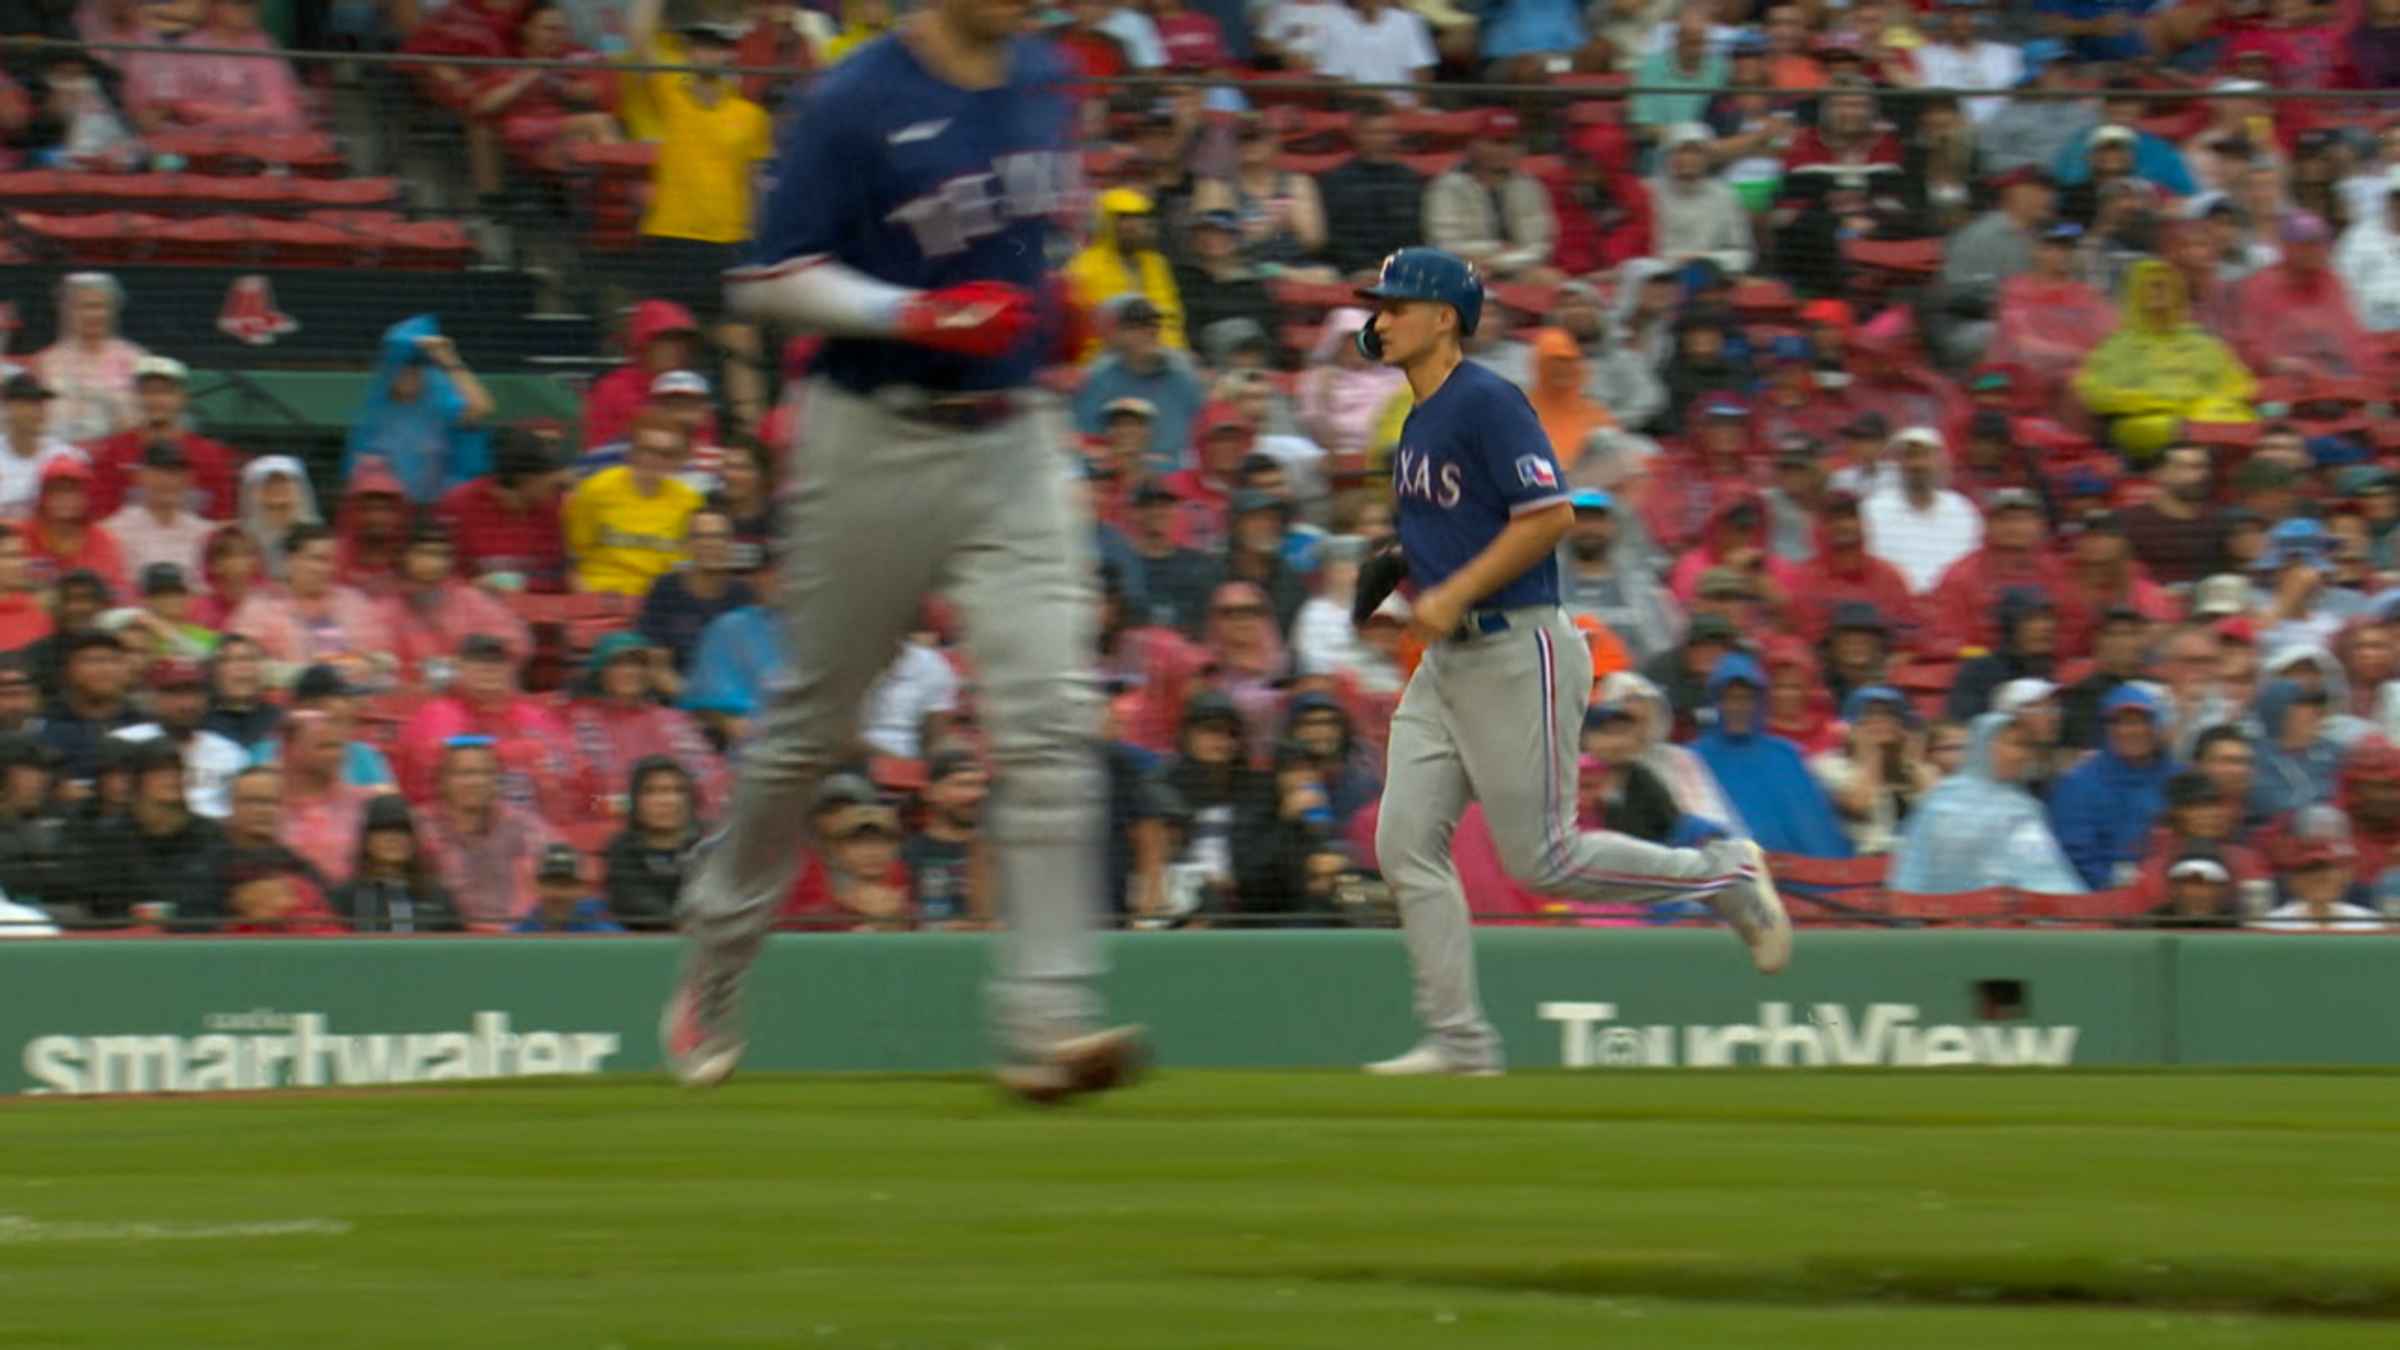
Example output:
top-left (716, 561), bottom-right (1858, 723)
top-left (1391, 361), bottom-right (1568, 610)
top-left (736, 34), bottom-right (1079, 396)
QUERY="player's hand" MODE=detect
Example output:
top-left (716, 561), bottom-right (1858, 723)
top-left (895, 281), bottom-right (1037, 359)
top-left (1406, 581), bottom-right (1469, 646)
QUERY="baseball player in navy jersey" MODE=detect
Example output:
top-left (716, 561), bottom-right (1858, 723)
top-left (659, 0), bottom-right (1141, 1103)
top-left (1354, 248), bottom-right (1792, 1077)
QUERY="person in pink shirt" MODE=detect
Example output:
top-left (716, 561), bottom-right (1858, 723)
top-left (224, 523), bottom-right (395, 685)
top-left (331, 459), bottom-right (413, 598)
top-left (275, 709), bottom-right (379, 886)
top-left (558, 631), bottom-right (726, 824)
top-left (382, 520), bottom-right (533, 684)
top-left (393, 633), bottom-right (573, 822)
top-left (190, 524), bottom-right (263, 630)
top-left (415, 736), bottom-right (559, 928)
top-left (120, 0), bottom-right (313, 139)
top-left (99, 440), bottom-right (217, 581)
top-left (1666, 493), bottom-right (1804, 609)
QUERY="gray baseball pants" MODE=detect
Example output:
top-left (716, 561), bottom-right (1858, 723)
top-left (1375, 605), bottom-right (1747, 1067)
top-left (677, 379), bottom-right (1106, 1053)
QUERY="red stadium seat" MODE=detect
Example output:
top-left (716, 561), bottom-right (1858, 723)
top-left (14, 210), bottom-right (162, 262)
top-left (1393, 108), bottom-right (1483, 149)
top-left (1487, 281), bottom-right (1561, 320)
top-left (1843, 238), bottom-right (1943, 277)
top-left (1270, 276), bottom-right (1358, 315)
top-left (1886, 888), bottom-right (2013, 924)
top-left (1273, 150), bottom-right (1350, 177)
top-left (289, 176), bottom-right (403, 208)
top-left (1763, 854), bottom-right (1892, 890)
top-left (361, 219), bottom-right (476, 270)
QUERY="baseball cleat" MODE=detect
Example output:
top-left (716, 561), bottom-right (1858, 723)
top-left (996, 1025), bottom-right (1148, 1106)
top-left (660, 959), bottom-right (748, 1089)
top-left (1711, 839), bottom-right (1793, 975)
top-left (1363, 1043), bottom-right (1503, 1077)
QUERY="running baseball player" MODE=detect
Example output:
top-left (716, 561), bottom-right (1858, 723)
top-left (659, 0), bottom-right (1141, 1103)
top-left (1351, 248), bottom-right (1792, 1077)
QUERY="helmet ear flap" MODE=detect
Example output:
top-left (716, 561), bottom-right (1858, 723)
top-left (1355, 321), bottom-right (1383, 361)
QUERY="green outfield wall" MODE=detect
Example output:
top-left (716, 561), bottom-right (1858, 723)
top-left (5, 931), bottom-right (2394, 1095)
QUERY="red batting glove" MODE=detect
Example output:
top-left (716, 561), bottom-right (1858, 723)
top-left (894, 281), bottom-right (1037, 359)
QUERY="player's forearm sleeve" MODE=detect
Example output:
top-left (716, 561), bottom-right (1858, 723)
top-left (723, 257), bottom-right (912, 337)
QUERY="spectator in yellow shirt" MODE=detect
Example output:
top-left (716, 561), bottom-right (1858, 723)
top-left (564, 409), bottom-right (703, 597)
top-left (628, 0), bottom-right (776, 430)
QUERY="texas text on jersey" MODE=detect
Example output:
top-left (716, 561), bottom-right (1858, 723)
top-left (730, 33), bottom-right (1082, 394)
top-left (1389, 361), bottom-right (1569, 610)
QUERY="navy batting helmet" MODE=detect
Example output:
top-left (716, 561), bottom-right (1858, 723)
top-left (1354, 247), bottom-right (1483, 360)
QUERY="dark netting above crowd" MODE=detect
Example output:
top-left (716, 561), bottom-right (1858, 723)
top-left (0, 0), bottom-right (2397, 937)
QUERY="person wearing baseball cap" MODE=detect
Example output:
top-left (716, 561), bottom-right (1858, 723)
top-left (83, 353), bottom-right (238, 520)
top-left (510, 842), bottom-right (624, 933)
top-left (1558, 488), bottom-right (1677, 664)
top-left (1924, 487), bottom-right (2076, 654)
top-left (1936, 162), bottom-right (2054, 364)
top-left (109, 654), bottom-right (248, 820)
top-left (1071, 289), bottom-right (1205, 469)
top-left (125, 561), bottom-right (214, 663)
top-left (100, 438), bottom-right (215, 588)
top-left (384, 516), bottom-right (536, 685)
top-left (2223, 209), bottom-right (2376, 386)
top-left (389, 629), bottom-right (566, 807)
top-left (0, 372), bottom-right (80, 525)
top-left (2255, 805), bottom-right (2386, 930)
top-left (1788, 490), bottom-right (1920, 652)
top-left (1859, 427), bottom-right (1982, 594)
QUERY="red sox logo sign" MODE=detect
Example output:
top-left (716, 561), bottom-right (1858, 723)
top-left (218, 275), bottom-right (298, 346)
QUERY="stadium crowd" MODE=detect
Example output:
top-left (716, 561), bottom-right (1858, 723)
top-left (1, 0), bottom-right (2399, 935)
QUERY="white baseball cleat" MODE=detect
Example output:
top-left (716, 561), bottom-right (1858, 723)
top-left (660, 959), bottom-right (748, 1089)
top-left (1363, 1043), bottom-right (1503, 1077)
top-left (1710, 839), bottom-right (1793, 975)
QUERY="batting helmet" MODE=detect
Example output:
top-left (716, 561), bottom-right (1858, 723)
top-left (1354, 247), bottom-right (1483, 360)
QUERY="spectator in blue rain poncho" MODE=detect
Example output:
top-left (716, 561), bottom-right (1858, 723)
top-left (1690, 650), bottom-right (1853, 858)
top-left (2047, 682), bottom-right (2177, 889)
top-left (346, 316), bottom-right (495, 505)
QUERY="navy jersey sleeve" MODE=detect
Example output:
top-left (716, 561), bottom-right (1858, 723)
top-left (743, 82), bottom-right (876, 276)
top-left (1469, 379), bottom-right (1571, 517)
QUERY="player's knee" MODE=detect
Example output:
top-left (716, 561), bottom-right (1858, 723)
top-left (1493, 835), bottom-right (1567, 893)
top-left (1373, 801), bottom-right (1454, 874)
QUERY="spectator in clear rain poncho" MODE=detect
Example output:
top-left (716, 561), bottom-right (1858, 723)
top-left (1890, 711), bottom-right (2086, 896)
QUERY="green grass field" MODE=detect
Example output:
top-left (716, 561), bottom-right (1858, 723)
top-left (6, 1071), bottom-right (2399, 1348)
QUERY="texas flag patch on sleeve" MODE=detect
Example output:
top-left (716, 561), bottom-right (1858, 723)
top-left (1515, 455), bottom-right (1558, 489)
